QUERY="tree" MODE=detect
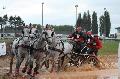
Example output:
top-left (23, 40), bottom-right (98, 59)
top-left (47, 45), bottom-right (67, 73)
top-left (92, 11), bottom-right (98, 34)
top-left (13, 16), bottom-right (24, 35)
top-left (104, 10), bottom-right (111, 37)
top-left (87, 10), bottom-right (91, 31)
top-left (0, 17), bottom-right (4, 32)
top-left (76, 13), bottom-right (82, 27)
top-left (82, 12), bottom-right (87, 31)
top-left (3, 15), bottom-right (8, 31)
top-left (99, 15), bottom-right (105, 36)
top-left (8, 15), bottom-right (24, 35)
top-left (9, 16), bottom-right (15, 30)
top-left (15, 16), bottom-right (24, 31)
top-left (3, 15), bottom-right (8, 25)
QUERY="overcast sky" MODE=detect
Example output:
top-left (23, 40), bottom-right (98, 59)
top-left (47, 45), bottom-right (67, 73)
top-left (0, 0), bottom-right (120, 33)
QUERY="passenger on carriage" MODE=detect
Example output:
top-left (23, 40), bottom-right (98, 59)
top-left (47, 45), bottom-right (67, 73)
top-left (87, 34), bottom-right (102, 56)
top-left (68, 26), bottom-right (87, 53)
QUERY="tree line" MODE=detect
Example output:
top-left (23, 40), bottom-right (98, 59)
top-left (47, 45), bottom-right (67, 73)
top-left (0, 9), bottom-right (111, 37)
top-left (76, 9), bottom-right (111, 37)
top-left (0, 15), bottom-right (24, 35)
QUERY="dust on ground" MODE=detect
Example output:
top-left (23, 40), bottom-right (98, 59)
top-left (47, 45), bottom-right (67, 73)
top-left (0, 55), bottom-right (119, 79)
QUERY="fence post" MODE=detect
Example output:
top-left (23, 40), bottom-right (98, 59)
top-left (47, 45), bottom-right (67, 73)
top-left (118, 43), bottom-right (120, 70)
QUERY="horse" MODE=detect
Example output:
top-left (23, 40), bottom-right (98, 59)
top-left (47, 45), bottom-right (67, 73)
top-left (42, 29), bottom-right (73, 72)
top-left (21, 30), bottom-right (50, 76)
top-left (8, 27), bottom-right (32, 76)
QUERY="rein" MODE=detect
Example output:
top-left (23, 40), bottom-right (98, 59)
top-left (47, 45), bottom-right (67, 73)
top-left (48, 40), bottom-right (64, 55)
top-left (30, 37), bottom-right (47, 52)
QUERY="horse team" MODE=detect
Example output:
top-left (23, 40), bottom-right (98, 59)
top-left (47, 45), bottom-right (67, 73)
top-left (8, 25), bottom-right (102, 77)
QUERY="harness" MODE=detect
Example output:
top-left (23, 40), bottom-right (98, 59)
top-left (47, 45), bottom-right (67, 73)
top-left (15, 36), bottom-right (30, 49)
top-left (29, 37), bottom-right (48, 55)
top-left (48, 40), bottom-right (64, 55)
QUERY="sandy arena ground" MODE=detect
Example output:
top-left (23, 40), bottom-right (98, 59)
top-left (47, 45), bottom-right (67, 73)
top-left (0, 55), bottom-right (119, 79)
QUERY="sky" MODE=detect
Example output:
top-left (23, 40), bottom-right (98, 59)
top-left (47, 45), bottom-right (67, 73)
top-left (0, 0), bottom-right (120, 33)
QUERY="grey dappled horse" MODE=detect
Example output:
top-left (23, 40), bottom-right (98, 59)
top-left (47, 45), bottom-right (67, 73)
top-left (43, 29), bottom-right (73, 72)
top-left (25, 29), bottom-right (58, 75)
top-left (8, 27), bottom-right (33, 76)
top-left (22, 30), bottom-right (50, 76)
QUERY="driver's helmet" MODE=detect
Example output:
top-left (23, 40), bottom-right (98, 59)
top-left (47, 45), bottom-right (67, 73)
top-left (86, 31), bottom-right (92, 35)
top-left (76, 27), bottom-right (82, 32)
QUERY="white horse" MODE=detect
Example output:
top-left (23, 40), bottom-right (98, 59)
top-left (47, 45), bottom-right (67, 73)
top-left (42, 29), bottom-right (73, 72)
top-left (8, 27), bottom-right (33, 76)
top-left (21, 30), bottom-right (50, 76)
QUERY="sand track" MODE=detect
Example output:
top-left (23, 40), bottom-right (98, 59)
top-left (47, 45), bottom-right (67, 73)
top-left (0, 55), bottom-right (118, 79)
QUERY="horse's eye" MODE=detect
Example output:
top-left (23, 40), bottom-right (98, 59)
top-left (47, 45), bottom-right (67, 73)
top-left (43, 32), bottom-right (47, 35)
top-left (51, 32), bottom-right (54, 37)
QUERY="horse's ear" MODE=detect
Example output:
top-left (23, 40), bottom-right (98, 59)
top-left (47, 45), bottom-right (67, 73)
top-left (52, 28), bottom-right (54, 31)
top-left (51, 32), bottom-right (54, 37)
top-left (22, 30), bottom-right (24, 34)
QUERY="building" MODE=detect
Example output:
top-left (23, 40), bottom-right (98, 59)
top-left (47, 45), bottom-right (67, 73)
top-left (0, 30), bottom-right (22, 38)
top-left (0, 33), bottom-right (15, 38)
top-left (115, 27), bottom-right (120, 38)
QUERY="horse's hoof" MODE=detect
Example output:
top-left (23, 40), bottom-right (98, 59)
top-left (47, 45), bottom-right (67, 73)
top-left (22, 67), bottom-right (27, 73)
top-left (50, 69), bottom-right (54, 73)
top-left (13, 73), bottom-right (19, 77)
top-left (22, 70), bottom-right (26, 73)
top-left (27, 69), bottom-right (32, 75)
top-left (32, 71), bottom-right (39, 77)
top-left (6, 72), bottom-right (12, 76)
top-left (13, 69), bottom-right (19, 77)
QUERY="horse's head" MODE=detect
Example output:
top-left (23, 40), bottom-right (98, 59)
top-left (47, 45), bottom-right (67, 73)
top-left (22, 27), bottom-right (30, 36)
top-left (21, 27), bottom-right (31, 44)
top-left (41, 29), bottom-right (55, 44)
top-left (29, 28), bottom-right (39, 40)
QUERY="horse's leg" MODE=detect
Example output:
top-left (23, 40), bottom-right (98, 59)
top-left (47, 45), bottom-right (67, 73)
top-left (9, 55), bottom-right (14, 73)
top-left (44, 60), bottom-right (49, 69)
top-left (50, 55), bottom-right (59, 73)
top-left (57, 55), bottom-right (65, 72)
top-left (33, 58), bottom-right (44, 75)
top-left (22, 55), bottom-right (29, 73)
top-left (15, 52), bottom-right (24, 76)
top-left (33, 59), bottom-right (40, 76)
top-left (33, 58), bottom-right (44, 76)
top-left (7, 54), bottom-right (14, 75)
top-left (27, 55), bottom-right (34, 75)
top-left (50, 58), bottom-right (55, 73)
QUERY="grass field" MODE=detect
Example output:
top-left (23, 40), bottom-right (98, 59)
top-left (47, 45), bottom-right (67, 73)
top-left (0, 38), bottom-right (13, 43)
top-left (0, 38), bottom-right (119, 55)
top-left (98, 40), bottom-right (119, 55)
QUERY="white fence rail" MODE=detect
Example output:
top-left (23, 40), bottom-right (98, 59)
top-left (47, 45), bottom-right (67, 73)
top-left (0, 42), bottom-right (6, 56)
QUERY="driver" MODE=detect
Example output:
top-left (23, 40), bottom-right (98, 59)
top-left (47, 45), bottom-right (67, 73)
top-left (68, 26), bottom-right (87, 53)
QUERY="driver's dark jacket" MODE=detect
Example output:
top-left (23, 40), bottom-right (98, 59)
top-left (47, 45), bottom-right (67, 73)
top-left (70, 31), bottom-right (87, 43)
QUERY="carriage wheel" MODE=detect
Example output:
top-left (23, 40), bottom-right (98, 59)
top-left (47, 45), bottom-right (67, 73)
top-left (78, 55), bottom-right (88, 66)
top-left (86, 56), bottom-right (100, 68)
top-left (68, 52), bottom-right (80, 67)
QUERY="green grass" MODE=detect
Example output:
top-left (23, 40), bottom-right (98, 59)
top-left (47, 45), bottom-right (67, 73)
top-left (0, 38), bottom-right (13, 43)
top-left (98, 40), bottom-right (119, 55)
top-left (0, 38), bottom-right (119, 55)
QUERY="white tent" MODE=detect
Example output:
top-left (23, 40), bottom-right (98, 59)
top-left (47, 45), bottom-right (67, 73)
top-left (0, 42), bottom-right (6, 56)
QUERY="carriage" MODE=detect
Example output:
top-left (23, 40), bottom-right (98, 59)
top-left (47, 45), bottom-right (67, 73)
top-left (57, 39), bottom-right (101, 71)
top-left (8, 26), bottom-right (102, 77)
